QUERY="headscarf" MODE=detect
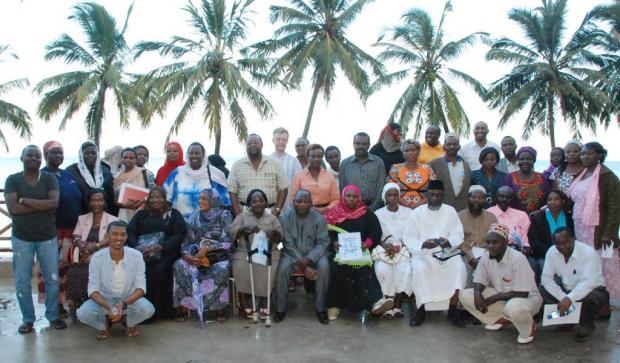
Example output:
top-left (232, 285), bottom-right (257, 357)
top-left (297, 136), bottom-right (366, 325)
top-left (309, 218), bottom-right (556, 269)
top-left (181, 144), bottom-right (228, 187)
top-left (324, 185), bottom-right (368, 225)
top-left (381, 182), bottom-right (400, 202)
top-left (516, 146), bottom-right (537, 161)
top-left (43, 141), bottom-right (62, 154)
top-left (379, 123), bottom-right (402, 153)
top-left (77, 141), bottom-right (105, 189)
top-left (185, 189), bottom-right (229, 236)
top-left (155, 142), bottom-right (185, 186)
top-left (488, 223), bottom-right (510, 240)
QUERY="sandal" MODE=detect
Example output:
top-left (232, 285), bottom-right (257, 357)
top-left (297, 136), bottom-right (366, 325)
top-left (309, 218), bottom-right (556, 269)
top-left (244, 308), bottom-right (254, 320)
top-left (177, 307), bottom-right (189, 322)
top-left (382, 310), bottom-right (395, 320)
top-left (96, 330), bottom-right (111, 340)
top-left (215, 311), bottom-right (227, 323)
top-left (126, 326), bottom-right (139, 337)
top-left (259, 308), bottom-right (269, 320)
top-left (392, 308), bottom-right (404, 318)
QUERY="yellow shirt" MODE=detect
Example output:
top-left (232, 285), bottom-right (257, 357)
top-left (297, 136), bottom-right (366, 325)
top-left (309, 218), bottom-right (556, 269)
top-left (418, 143), bottom-right (445, 164)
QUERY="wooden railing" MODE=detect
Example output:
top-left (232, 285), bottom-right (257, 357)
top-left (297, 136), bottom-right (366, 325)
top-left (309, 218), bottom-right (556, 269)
top-left (0, 188), bottom-right (12, 252)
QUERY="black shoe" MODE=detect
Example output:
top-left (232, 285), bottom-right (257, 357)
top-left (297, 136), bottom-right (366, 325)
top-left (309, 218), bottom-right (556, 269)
top-left (51, 319), bottom-right (67, 330)
top-left (273, 311), bottom-right (286, 323)
top-left (410, 310), bottom-right (426, 327)
top-left (447, 308), bottom-right (465, 328)
top-left (575, 324), bottom-right (595, 342)
top-left (18, 322), bottom-right (34, 334)
top-left (316, 311), bottom-right (329, 325)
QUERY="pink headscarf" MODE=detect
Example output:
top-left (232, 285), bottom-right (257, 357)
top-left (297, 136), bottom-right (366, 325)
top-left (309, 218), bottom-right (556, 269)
top-left (43, 141), bottom-right (62, 154)
top-left (567, 164), bottom-right (601, 226)
top-left (324, 185), bottom-right (368, 225)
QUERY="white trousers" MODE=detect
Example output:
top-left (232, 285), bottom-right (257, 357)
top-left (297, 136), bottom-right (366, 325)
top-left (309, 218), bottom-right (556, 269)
top-left (374, 260), bottom-right (412, 297)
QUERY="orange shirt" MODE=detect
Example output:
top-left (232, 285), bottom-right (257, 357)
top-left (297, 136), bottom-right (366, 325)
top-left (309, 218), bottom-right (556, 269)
top-left (290, 168), bottom-right (340, 214)
top-left (418, 143), bottom-right (445, 165)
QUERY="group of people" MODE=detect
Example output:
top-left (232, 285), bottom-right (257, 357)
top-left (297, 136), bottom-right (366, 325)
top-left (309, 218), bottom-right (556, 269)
top-left (4, 122), bottom-right (619, 344)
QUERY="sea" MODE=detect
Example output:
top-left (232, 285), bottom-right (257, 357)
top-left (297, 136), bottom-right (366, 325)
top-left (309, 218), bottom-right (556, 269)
top-left (0, 157), bottom-right (618, 249)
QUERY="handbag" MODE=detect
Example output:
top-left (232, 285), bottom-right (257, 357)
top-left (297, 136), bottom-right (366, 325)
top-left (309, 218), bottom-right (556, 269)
top-left (137, 232), bottom-right (164, 260)
top-left (197, 249), bottom-right (229, 269)
top-left (371, 235), bottom-right (411, 264)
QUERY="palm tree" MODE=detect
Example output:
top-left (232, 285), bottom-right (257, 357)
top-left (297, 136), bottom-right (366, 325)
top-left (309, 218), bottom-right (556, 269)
top-left (35, 2), bottom-right (138, 148)
top-left (486, 0), bottom-right (612, 148)
top-left (134, 0), bottom-right (274, 154)
top-left (370, 1), bottom-right (487, 137)
top-left (0, 45), bottom-right (32, 151)
top-left (250, 0), bottom-right (383, 138)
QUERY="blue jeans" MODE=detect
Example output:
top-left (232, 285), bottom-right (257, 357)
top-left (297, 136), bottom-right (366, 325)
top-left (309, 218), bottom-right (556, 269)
top-left (77, 297), bottom-right (155, 330)
top-left (11, 236), bottom-right (60, 323)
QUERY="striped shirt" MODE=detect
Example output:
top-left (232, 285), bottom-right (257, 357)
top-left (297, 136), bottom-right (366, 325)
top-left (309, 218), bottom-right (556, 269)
top-left (338, 154), bottom-right (386, 210)
top-left (227, 156), bottom-right (288, 205)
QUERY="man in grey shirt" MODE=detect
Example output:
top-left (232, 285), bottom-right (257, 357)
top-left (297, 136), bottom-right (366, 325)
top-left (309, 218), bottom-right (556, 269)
top-left (275, 190), bottom-right (331, 324)
top-left (339, 132), bottom-right (386, 210)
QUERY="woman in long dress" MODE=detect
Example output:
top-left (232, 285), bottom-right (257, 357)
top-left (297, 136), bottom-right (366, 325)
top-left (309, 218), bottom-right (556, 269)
top-left (173, 189), bottom-right (233, 324)
top-left (324, 185), bottom-right (387, 322)
top-left (228, 189), bottom-right (282, 319)
top-left (567, 142), bottom-right (620, 309)
top-left (386, 139), bottom-right (434, 209)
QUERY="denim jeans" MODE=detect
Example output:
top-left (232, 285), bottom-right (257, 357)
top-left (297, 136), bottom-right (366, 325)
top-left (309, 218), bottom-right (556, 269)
top-left (77, 297), bottom-right (155, 330)
top-left (11, 236), bottom-right (60, 323)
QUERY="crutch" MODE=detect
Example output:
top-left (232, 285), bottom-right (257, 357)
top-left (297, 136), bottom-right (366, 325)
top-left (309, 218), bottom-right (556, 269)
top-left (244, 238), bottom-right (259, 323)
top-left (265, 239), bottom-right (274, 327)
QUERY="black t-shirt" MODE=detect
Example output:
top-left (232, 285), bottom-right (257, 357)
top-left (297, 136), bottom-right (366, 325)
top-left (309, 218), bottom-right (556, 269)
top-left (4, 171), bottom-right (58, 242)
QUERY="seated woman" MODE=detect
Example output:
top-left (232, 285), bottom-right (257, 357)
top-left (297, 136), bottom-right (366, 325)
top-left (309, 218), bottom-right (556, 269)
top-left (324, 185), bottom-right (386, 322)
top-left (228, 189), bottom-right (282, 320)
top-left (173, 189), bottom-right (233, 324)
top-left (114, 148), bottom-right (150, 223)
top-left (386, 139), bottom-right (434, 209)
top-left (373, 183), bottom-right (413, 319)
top-left (66, 189), bottom-right (118, 315)
top-left (502, 146), bottom-right (549, 214)
top-left (127, 187), bottom-right (187, 321)
top-left (163, 142), bottom-right (230, 217)
top-left (528, 189), bottom-right (573, 282)
top-left (471, 147), bottom-right (506, 209)
top-left (155, 142), bottom-right (185, 186)
top-left (66, 141), bottom-right (116, 215)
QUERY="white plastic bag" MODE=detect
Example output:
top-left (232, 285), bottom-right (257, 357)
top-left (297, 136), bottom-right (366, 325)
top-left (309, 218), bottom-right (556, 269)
top-left (249, 231), bottom-right (268, 265)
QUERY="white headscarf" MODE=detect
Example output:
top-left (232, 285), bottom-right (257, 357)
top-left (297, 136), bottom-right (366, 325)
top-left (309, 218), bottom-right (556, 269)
top-left (77, 142), bottom-right (105, 189)
top-left (182, 143), bottom-right (228, 186)
top-left (382, 182), bottom-right (400, 202)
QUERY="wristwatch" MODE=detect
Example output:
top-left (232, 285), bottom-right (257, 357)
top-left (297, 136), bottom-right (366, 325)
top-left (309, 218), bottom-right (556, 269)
top-left (18, 198), bottom-right (23, 205)
top-left (122, 301), bottom-right (128, 310)
top-left (272, 207), bottom-right (281, 214)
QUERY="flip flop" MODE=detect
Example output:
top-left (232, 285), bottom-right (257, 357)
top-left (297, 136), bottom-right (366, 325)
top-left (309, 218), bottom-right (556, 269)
top-left (96, 330), bottom-right (111, 340)
top-left (126, 327), bottom-right (139, 338)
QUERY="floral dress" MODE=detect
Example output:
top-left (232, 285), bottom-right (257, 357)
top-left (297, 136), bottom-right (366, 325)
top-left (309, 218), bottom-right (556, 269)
top-left (502, 172), bottom-right (549, 214)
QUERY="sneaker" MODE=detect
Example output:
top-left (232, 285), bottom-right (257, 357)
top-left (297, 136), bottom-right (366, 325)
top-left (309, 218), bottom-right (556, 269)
top-left (371, 297), bottom-right (394, 316)
top-left (327, 307), bottom-right (340, 321)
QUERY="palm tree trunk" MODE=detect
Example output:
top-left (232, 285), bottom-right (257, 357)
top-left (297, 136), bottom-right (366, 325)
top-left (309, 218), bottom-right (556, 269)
top-left (93, 84), bottom-right (107, 148)
top-left (214, 127), bottom-right (221, 155)
top-left (302, 82), bottom-right (321, 138)
top-left (546, 89), bottom-right (555, 148)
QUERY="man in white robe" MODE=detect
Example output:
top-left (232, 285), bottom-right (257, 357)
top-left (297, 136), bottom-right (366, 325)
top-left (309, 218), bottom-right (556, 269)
top-left (404, 179), bottom-right (466, 327)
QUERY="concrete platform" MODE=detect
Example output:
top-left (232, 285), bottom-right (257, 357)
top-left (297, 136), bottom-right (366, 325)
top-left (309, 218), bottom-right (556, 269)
top-left (0, 277), bottom-right (618, 363)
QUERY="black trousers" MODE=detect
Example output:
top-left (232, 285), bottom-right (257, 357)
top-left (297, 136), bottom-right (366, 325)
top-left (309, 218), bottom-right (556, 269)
top-left (540, 285), bottom-right (609, 328)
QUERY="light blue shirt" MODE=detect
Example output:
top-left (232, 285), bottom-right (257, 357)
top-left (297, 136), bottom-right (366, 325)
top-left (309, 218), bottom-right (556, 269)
top-left (88, 246), bottom-right (146, 300)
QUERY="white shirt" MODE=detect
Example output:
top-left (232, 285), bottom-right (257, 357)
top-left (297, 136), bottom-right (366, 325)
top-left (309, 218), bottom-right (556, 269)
top-left (459, 140), bottom-right (501, 170)
top-left (541, 241), bottom-right (606, 302)
top-left (270, 152), bottom-right (302, 188)
top-left (110, 261), bottom-right (126, 297)
top-left (375, 205), bottom-right (415, 242)
top-left (403, 204), bottom-right (464, 252)
top-left (446, 159), bottom-right (465, 197)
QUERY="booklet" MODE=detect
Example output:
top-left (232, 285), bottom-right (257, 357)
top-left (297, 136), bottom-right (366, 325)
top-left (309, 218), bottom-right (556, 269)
top-left (118, 183), bottom-right (150, 204)
top-left (338, 232), bottom-right (363, 262)
top-left (542, 302), bottom-right (582, 326)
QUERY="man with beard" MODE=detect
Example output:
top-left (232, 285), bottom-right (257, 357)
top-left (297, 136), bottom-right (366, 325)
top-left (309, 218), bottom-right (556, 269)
top-left (403, 180), bottom-right (465, 328)
top-left (339, 132), bottom-right (386, 211)
top-left (274, 190), bottom-right (331, 324)
top-left (458, 185), bottom-right (498, 288)
top-left (460, 223), bottom-right (541, 344)
top-left (459, 121), bottom-right (500, 170)
top-left (228, 134), bottom-right (289, 217)
top-left (418, 126), bottom-right (445, 165)
top-left (488, 187), bottom-right (530, 251)
top-left (369, 122), bottom-right (404, 174)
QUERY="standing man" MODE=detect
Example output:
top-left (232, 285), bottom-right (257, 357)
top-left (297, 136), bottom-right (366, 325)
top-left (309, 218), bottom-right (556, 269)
top-left (275, 190), bottom-right (331, 324)
top-left (294, 137), bottom-right (310, 169)
top-left (369, 122), bottom-right (404, 175)
top-left (418, 126), bottom-right (445, 164)
top-left (270, 127), bottom-right (302, 214)
top-left (403, 180), bottom-right (466, 328)
top-left (497, 136), bottom-right (519, 173)
top-left (4, 145), bottom-right (67, 333)
top-left (460, 121), bottom-right (500, 170)
top-left (460, 223), bottom-right (542, 344)
top-left (339, 132), bottom-right (386, 211)
top-left (228, 134), bottom-right (288, 217)
top-left (541, 227), bottom-right (609, 342)
top-left (77, 221), bottom-right (154, 340)
top-left (429, 134), bottom-right (472, 212)
top-left (325, 145), bottom-right (341, 182)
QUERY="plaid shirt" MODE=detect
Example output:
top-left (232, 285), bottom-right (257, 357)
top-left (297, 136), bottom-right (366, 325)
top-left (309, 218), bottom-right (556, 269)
top-left (227, 156), bottom-right (288, 205)
top-left (338, 154), bottom-right (386, 210)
